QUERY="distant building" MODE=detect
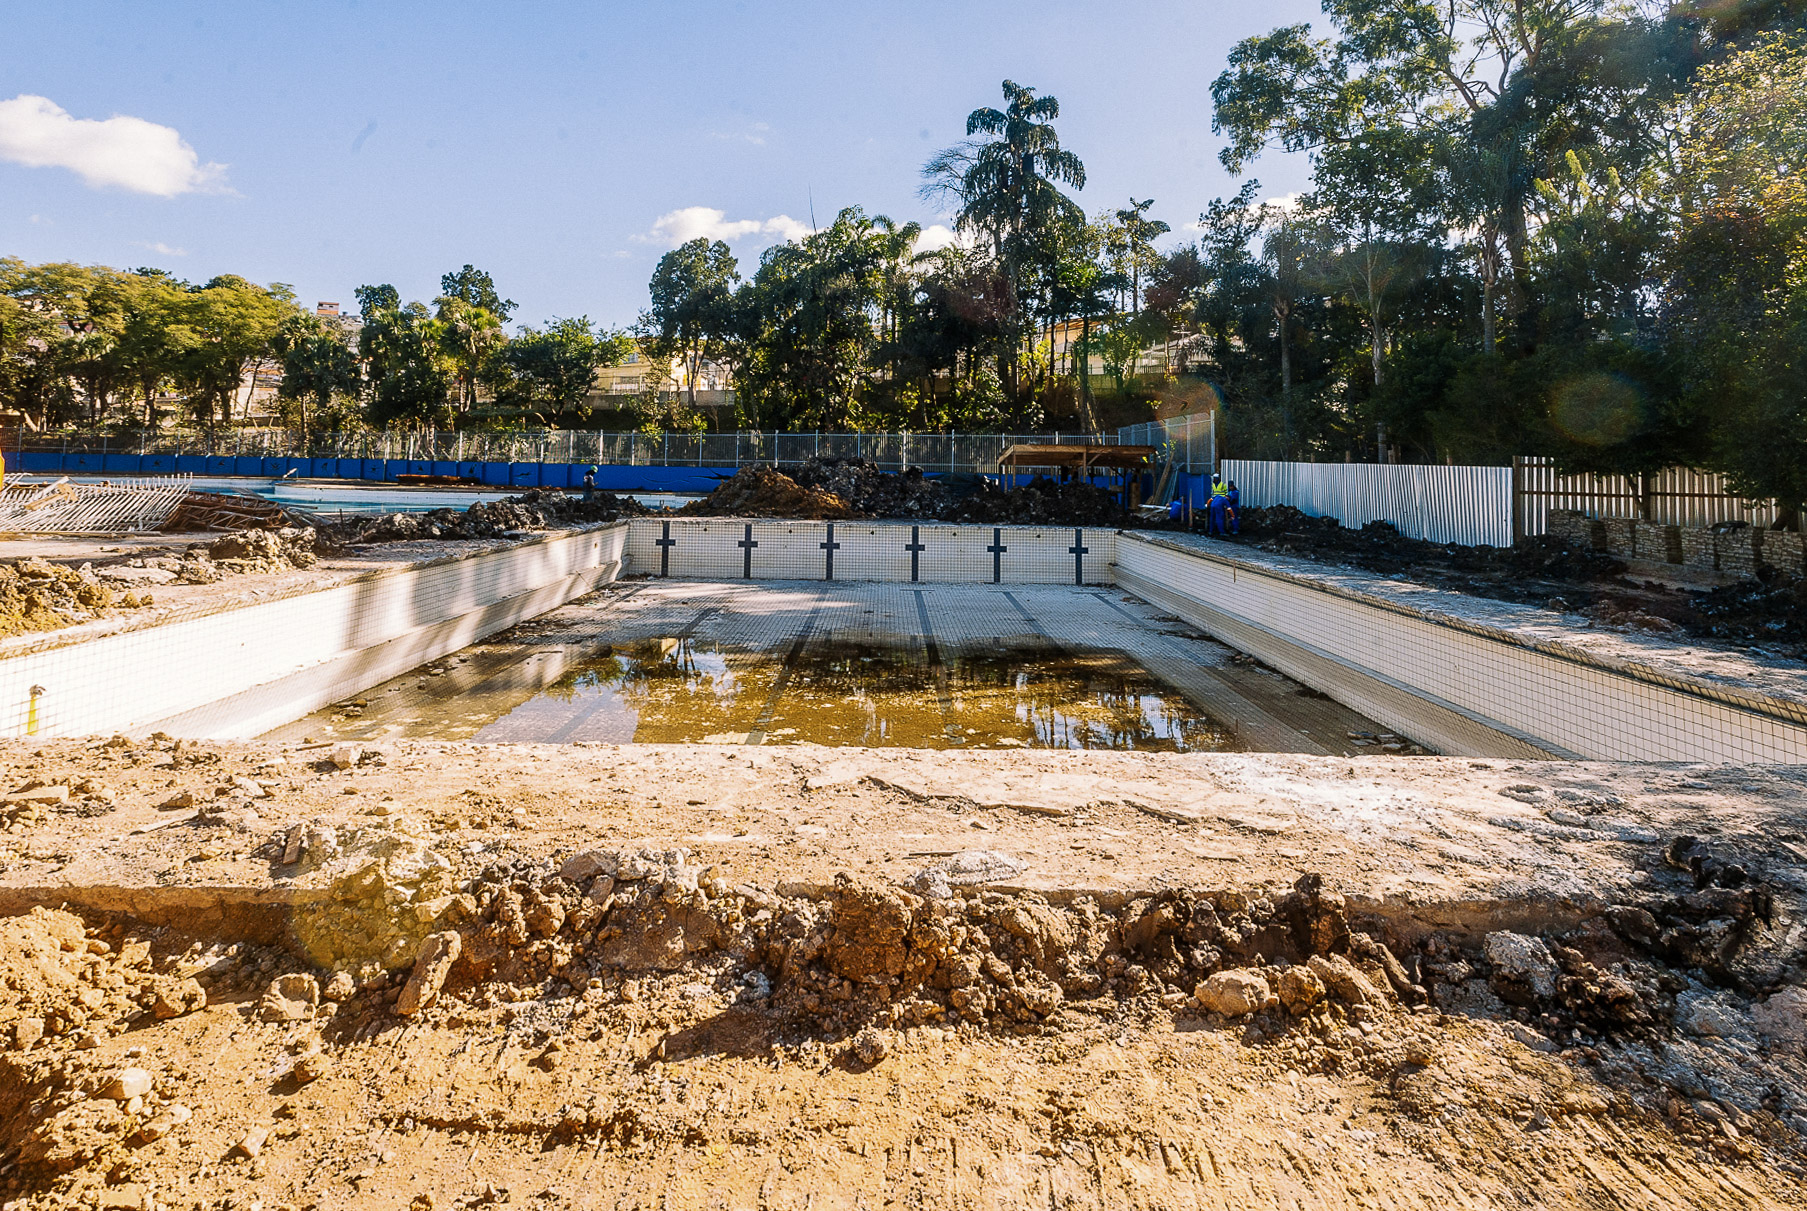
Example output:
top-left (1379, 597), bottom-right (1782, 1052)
top-left (592, 342), bottom-right (730, 397)
top-left (315, 301), bottom-right (361, 347)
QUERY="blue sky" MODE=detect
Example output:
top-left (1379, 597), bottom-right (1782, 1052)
top-left (2, 0), bottom-right (1318, 327)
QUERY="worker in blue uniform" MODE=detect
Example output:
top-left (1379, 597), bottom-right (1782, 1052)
top-left (1225, 480), bottom-right (1241, 534)
top-left (1207, 474), bottom-right (1229, 535)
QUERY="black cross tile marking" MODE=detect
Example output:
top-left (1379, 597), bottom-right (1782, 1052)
top-left (654, 521), bottom-right (676, 578)
top-left (739, 524), bottom-right (759, 579)
top-left (987, 527), bottom-right (1007, 584)
top-left (906, 525), bottom-right (927, 583)
top-left (1069, 528), bottom-right (1089, 585)
top-left (820, 523), bottom-right (840, 580)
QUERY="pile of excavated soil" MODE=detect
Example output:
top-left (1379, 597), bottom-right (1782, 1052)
top-left (684, 459), bottom-right (1146, 528)
top-left (0, 557), bottom-right (150, 637)
top-left (680, 464), bottom-right (859, 520)
top-left (1231, 505), bottom-right (1806, 656)
top-left (0, 739), bottom-right (1804, 1204)
top-left (941, 474), bottom-right (1140, 527)
top-left (324, 489), bottom-right (650, 545)
top-left (83, 527), bottom-right (323, 589)
top-left (792, 457), bottom-right (956, 517)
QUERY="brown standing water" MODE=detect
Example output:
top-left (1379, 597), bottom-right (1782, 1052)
top-left (263, 637), bottom-right (1240, 751)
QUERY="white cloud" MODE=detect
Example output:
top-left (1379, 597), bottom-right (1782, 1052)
top-left (711, 121), bottom-right (771, 147)
top-left (0, 95), bottom-right (228, 197)
top-left (134, 240), bottom-right (188, 257)
top-left (913, 223), bottom-right (960, 253)
top-left (641, 206), bottom-right (810, 247)
top-left (1260, 192), bottom-right (1304, 214)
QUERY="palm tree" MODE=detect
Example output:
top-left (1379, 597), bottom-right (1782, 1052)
top-left (923, 80), bottom-right (1086, 396)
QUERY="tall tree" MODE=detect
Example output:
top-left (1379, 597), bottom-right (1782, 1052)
top-left (923, 80), bottom-right (1086, 396)
top-left (641, 239), bottom-right (741, 408)
top-left (438, 265), bottom-right (515, 323)
top-left (273, 313), bottom-right (360, 445)
top-left (434, 297), bottom-right (505, 414)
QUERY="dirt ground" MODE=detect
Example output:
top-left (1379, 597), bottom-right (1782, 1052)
top-left (0, 737), bottom-right (1803, 1208)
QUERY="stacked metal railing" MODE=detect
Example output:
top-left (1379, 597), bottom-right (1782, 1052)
top-left (0, 477), bottom-right (195, 534)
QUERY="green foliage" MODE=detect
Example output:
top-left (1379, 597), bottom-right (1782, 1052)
top-left (484, 316), bottom-right (619, 425)
top-left (641, 239), bottom-right (740, 406)
top-left (272, 314), bottom-right (360, 442)
top-left (359, 295), bottom-right (452, 431)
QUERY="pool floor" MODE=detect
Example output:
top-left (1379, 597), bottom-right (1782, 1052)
top-left (262, 582), bottom-right (1407, 755)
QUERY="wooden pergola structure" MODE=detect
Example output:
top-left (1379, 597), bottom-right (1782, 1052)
top-left (995, 443), bottom-right (1158, 490)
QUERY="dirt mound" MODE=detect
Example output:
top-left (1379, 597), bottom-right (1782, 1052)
top-left (0, 557), bottom-right (148, 638)
top-left (941, 475), bottom-right (1138, 527)
top-left (683, 460), bottom-right (1143, 527)
top-left (324, 489), bottom-right (650, 545)
top-left (791, 457), bottom-right (955, 518)
top-left (679, 465), bottom-right (858, 520)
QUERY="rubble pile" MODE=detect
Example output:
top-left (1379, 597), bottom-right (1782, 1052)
top-left (0, 557), bottom-right (145, 638)
top-left (683, 459), bottom-right (1141, 527)
top-left (939, 475), bottom-right (1137, 527)
top-left (0, 817), bottom-right (1801, 1196)
top-left (790, 457), bottom-right (955, 518)
top-left (325, 489), bottom-right (649, 545)
top-left (679, 465), bottom-right (858, 520)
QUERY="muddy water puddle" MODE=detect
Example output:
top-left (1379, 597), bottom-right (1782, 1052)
top-left (263, 638), bottom-right (1238, 751)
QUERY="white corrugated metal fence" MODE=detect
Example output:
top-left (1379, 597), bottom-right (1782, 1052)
top-left (1222, 460), bottom-right (1514, 547)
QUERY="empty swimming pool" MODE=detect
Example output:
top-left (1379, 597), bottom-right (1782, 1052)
top-left (262, 581), bottom-right (1409, 755)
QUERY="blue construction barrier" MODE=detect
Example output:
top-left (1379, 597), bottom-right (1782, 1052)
top-left (7, 453), bottom-right (804, 497)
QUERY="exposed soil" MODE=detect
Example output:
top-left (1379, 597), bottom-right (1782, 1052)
top-left (0, 738), bottom-right (1803, 1206)
top-left (0, 558), bottom-right (149, 639)
top-left (323, 490), bottom-right (650, 546)
top-left (1231, 505), bottom-right (1807, 657)
top-left (683, 458), bottom-right (1147, 528)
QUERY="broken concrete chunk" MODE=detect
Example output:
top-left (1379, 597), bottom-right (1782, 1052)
top-left (156, 789), bottom-right (199, 811)
top-left (395, 930), bottom-right (462, 1017)
top-left (259, 973), bottom-right (320, 1022)
top-left (329, 743), bottom-right (362, 770)
top-left (97, 1067), bottom-right (153, 1100)
top-left (151, 978), bottom-right (206, 1020)
top-left (230, 775), bottom-right (269, 799)
top-left (1751, 987), bottom-right (1806, 1048)
top-left (1194, 970), bottom-right (1272, 1017)
top-left (1306, 954), bottom-right (1385, 1006)
top-left (1484, 932), bottom-right (1558, 1004)
top-left (3, 784), bottom-right (68, 805)
top-left (911, 850), bottom-right (1027, 892)
top-left (1276, 966), bottom-right (1326, 1013)
top-left (232, 1126), bottom-right (269, 1159)
top-left (558, 849), bottom-right (618, 885)
top-left (322, 971), bottom-right (357, 1002)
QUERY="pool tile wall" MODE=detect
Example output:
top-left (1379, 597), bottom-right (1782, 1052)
top-left (623, 520), bottom-right (1115, 586)
top-left (1115, 533), bottom-right (1807, 764)
top-left (0, 524), bottom-right (628, 740)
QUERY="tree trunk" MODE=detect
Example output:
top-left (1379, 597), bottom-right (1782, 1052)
top-left (1276, 303), bottom-right (1292, 460)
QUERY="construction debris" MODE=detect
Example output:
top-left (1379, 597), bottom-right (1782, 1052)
top-left (0, 479), bottom-right (192, 535)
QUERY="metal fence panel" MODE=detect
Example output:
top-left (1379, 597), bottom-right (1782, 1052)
top-left (1224, 459), bottom-right (1514, 547)
top-left (13, 428), bottom-right (1136, 477)
top-left (1513, 456), bottom-right (1780, 535)
top-left (1117, 413), bottom-right (1215, 473)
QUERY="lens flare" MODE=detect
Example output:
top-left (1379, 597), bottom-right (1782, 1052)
top-left (1549, 372), bottom-right (1644, 446)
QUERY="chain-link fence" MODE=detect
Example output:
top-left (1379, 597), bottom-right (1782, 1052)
top-left (13, 428), bottom-right (1131, 475)
top-left (1116, 413), bottom-right (1215, 473)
